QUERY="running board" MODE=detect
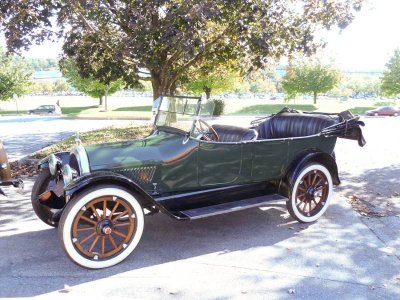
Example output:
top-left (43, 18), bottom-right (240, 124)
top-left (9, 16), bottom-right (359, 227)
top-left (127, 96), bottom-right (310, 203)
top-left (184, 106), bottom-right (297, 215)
top-left (179, 194), bottom-right (288, 220)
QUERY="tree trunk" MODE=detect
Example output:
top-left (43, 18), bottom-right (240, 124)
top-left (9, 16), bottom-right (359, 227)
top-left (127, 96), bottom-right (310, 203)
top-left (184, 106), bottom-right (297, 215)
top-left (99, 96), bottom-right (103, 106)
top-left (313, 91), bottom-right (317, 104)
top-left (204, 87), bottom-right (211, 99)
top-left (104, 84), bottom-right (109, 111)
top-left (151, 72), bottom-right (163, 100)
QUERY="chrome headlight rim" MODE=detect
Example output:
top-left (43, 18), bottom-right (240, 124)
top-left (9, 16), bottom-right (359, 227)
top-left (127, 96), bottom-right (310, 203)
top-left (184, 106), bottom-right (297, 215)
top-left (62, 165), bottom-right (73, 186)
top-left (48, 154), bottom-right (59, 176)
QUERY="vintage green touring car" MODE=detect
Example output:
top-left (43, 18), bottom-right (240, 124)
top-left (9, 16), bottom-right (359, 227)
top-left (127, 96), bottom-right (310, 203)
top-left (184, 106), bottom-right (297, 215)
top-left (32, 95), bottom-right (365, 269)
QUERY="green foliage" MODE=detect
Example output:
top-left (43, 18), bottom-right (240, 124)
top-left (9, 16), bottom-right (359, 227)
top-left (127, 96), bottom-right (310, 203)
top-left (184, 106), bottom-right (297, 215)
top-left (0, 0), bottom-right (364, 99)
top-left (211, 99), bottom-right (225, 116)
top-left (60, 59), bottom-right (123, 102)
top-left (0, 48), bottom-right (31, 101)
top-left (381, 49), bottom-right (400, 96)
top-left (282, 61), bottom-right (341, 103)
top-left (13, 57), bottom-right (58, 71)
top-left (185, 66), bottom-right (239, 98)
top-left (234, 104), bottom-right (317, 115)
top-left (329, 74), bottom-right (380, 98)
top-left (53, 79), bottom-right (71, 92)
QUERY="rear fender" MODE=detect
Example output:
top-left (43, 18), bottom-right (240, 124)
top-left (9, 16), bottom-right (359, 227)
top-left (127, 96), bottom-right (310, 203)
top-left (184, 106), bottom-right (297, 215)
top-left (64, 171), bottom-right (166, 214)
top-left (280, 151), bottom-right (340, 197)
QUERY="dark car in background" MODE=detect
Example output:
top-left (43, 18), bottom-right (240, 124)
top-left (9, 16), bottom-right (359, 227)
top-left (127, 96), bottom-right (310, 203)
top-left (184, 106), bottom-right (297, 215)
top-left (366, 106), bottom-right (400, 116)
top-left (28, 105), bottom-right (61, 115)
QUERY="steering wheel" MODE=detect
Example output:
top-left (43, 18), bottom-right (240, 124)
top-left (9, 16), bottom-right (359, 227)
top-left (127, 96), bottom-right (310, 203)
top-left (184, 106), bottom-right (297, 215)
top-left (196, 119), bottom-right (219, 142)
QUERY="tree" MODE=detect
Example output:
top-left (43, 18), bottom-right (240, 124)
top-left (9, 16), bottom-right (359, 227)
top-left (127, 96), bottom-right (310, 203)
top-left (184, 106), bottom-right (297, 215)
top-left (0, 48), bottom-right (31, 101)
top-left (185, 65), bottom-right (239, 99)
top-left (53, 79), bottom-right (71, 93)
top-left (0, 1), bottom-right (363, 100)
top-left (381, 49), bottom-right (400, 96)
top-left (282, 61), bottom-right (341, 104)
top-left (60, 59), bottom-right (123, 109)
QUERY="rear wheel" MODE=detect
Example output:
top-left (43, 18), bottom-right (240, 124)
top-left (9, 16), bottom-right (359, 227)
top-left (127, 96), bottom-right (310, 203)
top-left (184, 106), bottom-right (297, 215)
top-left (374, 113), bottom-right (378, 116)
top-left (287, 163), bottom-right (333, 223)
top-left (59, 185), bottom-right (144, 269)
top-left (394, 113), bottom-right (398, 117)
top-left (31, 169), bottom-right (60, 227)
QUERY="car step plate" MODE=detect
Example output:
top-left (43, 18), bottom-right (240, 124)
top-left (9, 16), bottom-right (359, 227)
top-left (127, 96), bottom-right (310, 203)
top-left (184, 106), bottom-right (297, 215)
top-left (180, 194), bottom-right (288, 219)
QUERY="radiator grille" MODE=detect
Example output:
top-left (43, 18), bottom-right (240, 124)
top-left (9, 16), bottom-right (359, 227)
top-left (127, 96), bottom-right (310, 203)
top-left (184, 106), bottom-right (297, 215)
top-left (116, 166), bottom-right (156, 184)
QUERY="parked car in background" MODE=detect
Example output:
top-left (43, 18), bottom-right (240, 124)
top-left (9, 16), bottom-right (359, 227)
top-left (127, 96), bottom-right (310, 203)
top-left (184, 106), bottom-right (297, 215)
top-left (366, 106), bottom-right (400, 116)
top-left (28, 105), bottom-right (61, 115)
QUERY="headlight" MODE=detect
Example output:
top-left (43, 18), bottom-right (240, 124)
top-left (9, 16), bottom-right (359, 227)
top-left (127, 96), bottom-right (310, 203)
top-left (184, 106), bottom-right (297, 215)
top-left (62, 165), bottom-right (73, 186)
top-left (48, 154), bottom-right (59, 176)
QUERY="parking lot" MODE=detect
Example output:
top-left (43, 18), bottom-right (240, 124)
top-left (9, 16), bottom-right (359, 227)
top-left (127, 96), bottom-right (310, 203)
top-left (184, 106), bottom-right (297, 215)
top-left (0, 115), bottom-right (399, 299)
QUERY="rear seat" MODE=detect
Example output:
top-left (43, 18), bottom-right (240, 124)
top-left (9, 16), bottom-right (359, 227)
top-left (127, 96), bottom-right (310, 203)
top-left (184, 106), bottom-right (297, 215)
top-left (257, 113), bottom-right (338, 140)
top-left (211, 124), bottom-right (258, 143)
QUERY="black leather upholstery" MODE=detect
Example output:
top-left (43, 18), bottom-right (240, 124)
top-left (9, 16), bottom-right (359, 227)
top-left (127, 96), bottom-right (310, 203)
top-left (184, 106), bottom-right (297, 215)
top-left (257, 113), bottom-right (338, 139)
top-left (211, 124), bottom-right (258, 143)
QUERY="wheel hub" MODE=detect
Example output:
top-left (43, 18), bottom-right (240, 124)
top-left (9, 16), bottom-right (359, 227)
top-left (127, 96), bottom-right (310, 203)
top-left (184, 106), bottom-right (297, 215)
top-left (96, 219), bottom-right (113, 236)
top-left (306, 186), bottom-right (316, 200)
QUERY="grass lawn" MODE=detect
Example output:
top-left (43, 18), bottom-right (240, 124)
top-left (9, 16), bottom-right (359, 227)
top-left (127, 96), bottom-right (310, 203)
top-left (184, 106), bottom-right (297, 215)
top-left (31, 125), bottom-right (152, 159)
top-left (0, 109), bottom-right (28, 115)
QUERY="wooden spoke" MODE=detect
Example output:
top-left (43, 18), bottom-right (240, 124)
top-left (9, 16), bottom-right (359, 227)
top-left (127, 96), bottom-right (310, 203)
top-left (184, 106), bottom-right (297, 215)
top-left (110, 201), bottom-right (120, 217)
top-left (102, 199), bottom-right (107, 218)
top-left (108, 234), bottom-right (118, 250)
top-left (114, 221), bottom-right (132, 227)
top-left (89, 205), bottom-right (101, 220)
top-left (88, 236), bottom-right (100, 252)
top-left (79, 231), bottom-right (97, 244)
top-left (101, 236), bottom-right (106, 255)
top-left (113, 229), bottom-right (128, 239)
top-left (112, 210), bottom-right (129, 222)
top-left (80, 215), bottom-right (97, 226)
top-left (77, 226), bottom-right (95, 232)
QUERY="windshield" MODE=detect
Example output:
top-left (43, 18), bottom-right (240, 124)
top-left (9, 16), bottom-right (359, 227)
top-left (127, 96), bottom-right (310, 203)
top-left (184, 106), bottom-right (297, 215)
top-left (155, 96), bottom-right (214, 134)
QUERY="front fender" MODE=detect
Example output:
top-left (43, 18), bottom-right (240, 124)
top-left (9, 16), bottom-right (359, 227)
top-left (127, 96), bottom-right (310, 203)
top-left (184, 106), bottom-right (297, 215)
top-left (64, 171), bottom-right (165, 213)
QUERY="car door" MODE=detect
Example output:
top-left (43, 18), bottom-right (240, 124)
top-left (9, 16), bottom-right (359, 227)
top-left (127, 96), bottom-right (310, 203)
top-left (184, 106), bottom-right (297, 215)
top-left (197, 141), bottom-right (242, 186)
top-left (250, 139), bottom-right (289, 181)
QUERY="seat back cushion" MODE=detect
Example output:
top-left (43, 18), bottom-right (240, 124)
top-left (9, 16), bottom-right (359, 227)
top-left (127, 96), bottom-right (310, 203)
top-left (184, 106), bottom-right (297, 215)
top-left (211, 124), bottom-right (257, 143)
top-left (257, 113), bottom-right (338, 139)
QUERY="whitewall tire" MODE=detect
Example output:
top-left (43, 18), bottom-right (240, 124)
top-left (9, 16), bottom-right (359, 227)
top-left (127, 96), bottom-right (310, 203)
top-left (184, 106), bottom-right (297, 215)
top-left (287, 164), bottom-right (333, 223)
top-left (59, 185), bottom-right (144, 269)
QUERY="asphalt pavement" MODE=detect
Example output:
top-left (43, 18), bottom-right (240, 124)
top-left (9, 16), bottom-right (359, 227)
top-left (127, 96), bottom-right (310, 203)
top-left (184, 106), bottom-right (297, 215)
top-left (0, 115), bottom-right (399, 299)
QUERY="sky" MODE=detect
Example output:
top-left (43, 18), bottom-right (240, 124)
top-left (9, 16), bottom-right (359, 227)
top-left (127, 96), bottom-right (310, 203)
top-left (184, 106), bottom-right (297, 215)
top-left (2, 0), bottom-right (399, 72)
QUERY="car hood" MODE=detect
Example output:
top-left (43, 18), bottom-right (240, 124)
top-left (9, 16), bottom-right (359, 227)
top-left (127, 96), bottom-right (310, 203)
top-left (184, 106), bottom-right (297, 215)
top-left (84, 130), bottom-right (188, 171)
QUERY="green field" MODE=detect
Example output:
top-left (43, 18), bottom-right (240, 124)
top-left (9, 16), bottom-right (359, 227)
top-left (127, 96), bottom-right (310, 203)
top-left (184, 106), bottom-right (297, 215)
top-left (0, 95), bottom-right (398, 118)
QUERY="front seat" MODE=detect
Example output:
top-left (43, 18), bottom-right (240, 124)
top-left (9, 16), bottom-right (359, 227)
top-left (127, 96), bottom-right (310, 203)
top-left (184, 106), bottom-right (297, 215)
top-left (211, 124), bottom-right (258, 143)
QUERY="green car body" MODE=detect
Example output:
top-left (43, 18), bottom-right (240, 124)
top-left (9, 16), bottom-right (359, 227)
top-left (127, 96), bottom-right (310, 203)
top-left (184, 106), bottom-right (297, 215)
top-left (32, 95), bottom-right (365, 268)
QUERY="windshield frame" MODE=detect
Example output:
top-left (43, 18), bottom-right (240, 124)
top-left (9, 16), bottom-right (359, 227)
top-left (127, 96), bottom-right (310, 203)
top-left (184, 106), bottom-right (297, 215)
top-left (154, 95), bottom-right (203, 135)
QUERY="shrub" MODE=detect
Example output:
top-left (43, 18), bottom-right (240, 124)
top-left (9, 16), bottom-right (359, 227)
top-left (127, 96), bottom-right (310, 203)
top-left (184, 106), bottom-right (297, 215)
top-left (210, 99), bottom-right (225, 116)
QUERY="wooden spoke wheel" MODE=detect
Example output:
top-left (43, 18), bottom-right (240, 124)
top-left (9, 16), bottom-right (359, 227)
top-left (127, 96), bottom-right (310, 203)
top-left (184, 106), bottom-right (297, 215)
top-left (287, 164), bottom-right (333, 223)
top-left (59, 185), bottom-right (144, 269)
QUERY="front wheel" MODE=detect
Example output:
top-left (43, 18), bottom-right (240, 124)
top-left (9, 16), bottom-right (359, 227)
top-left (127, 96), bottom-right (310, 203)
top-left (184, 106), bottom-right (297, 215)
top-left (59, 185), bottom-right (144, 269)
top-left (286, 163), bottom-right (333, 223)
